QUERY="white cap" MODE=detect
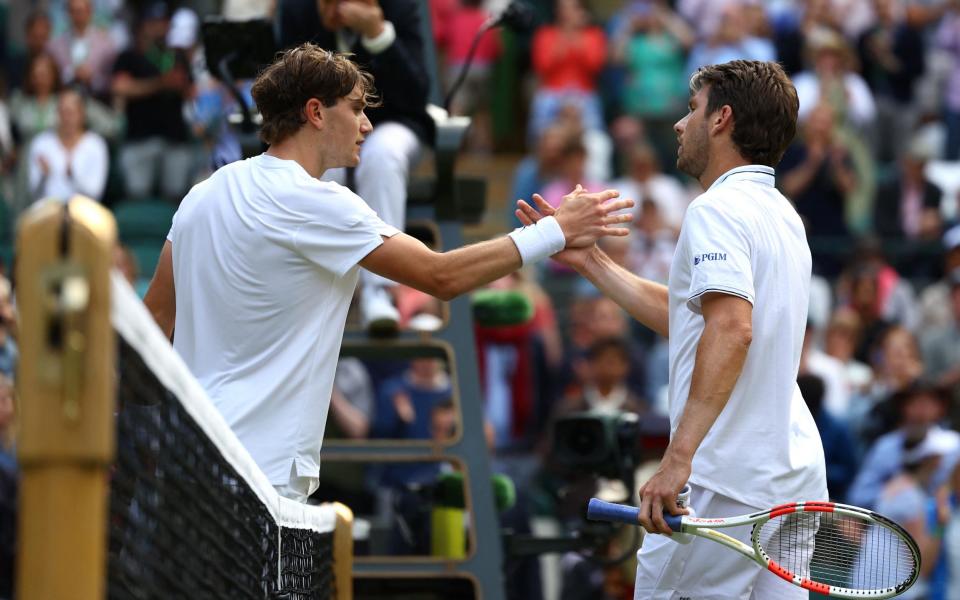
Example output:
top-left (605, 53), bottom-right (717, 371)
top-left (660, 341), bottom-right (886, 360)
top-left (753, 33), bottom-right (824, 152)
top-left (167, 8), bottom-right (199, 49)
top-left (903, 429), bottom-right (959, 465)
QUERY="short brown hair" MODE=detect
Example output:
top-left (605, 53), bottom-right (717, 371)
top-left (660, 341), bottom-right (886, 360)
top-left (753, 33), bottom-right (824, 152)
top-left (250, 44), bottom-right (378, 145)
top-left (690, 60), bottom-right (798, 167)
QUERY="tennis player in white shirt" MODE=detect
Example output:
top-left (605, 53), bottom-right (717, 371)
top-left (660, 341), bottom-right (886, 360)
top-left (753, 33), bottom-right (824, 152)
top-left (517, 60), bottom-right (828, 599)
top-left (143, 44), bottom-right (633, 503)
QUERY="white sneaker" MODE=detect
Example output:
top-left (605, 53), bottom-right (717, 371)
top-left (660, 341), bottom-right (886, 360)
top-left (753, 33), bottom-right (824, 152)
top-left (361, 286), bottom-right (400, 337)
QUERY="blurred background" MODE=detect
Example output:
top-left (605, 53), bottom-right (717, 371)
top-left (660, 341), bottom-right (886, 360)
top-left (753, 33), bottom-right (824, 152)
top-left (2, 0), bottom-right (960, 599)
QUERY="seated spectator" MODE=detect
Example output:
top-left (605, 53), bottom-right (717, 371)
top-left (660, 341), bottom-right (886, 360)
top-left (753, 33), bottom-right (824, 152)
top-left (779, 102), bottom-right (858, 248)
top-left (919, 225), bottom-right (960, 334)
top-left (801, 321), bottom-right (852, 420)
top-left (936, 5), bottom-right (960, 160)
top-left (529, 0), bottom-right (606, 141)
top-left (823, 306), bottom-right (874, 397)
top-left (626, 198), bottom-right (677, 288)
top-left (48, 0), bottom-right (117, 100)
top-left (611, 142), bottom-right (689, 232)
top-left (685, 2), bottom-right (776, 78)
top-left (509, 122), bottom-right (577, 227)
top-left (552, 336), bottom-right (646, 418)
top-left (27, 88), bottom-right (108, 202)
top-left (855, 428), bottom-right (953, 597)
top-left (539, 135), bottom-right (604, 214)
top-left (793, 27), bottom-right (877, 132)
top-left (111, 3), bottom-right (195, 202)
top-left (797, 373), bottom-right (858, 502)
top-left (328, 357), bottom-right (375, 440)
top-left (373, 358), bottom-right (452, 442)
top-left (920, 268), bottom-right (960, 427)
top-left (856, 325), bottom-right (925, 442)
top-left (3, 10), bottom-right (51, 93)
top-left (838, 236), bottom-right (920, 331)
top-left (848, 382), bottom-right (959, 510)
top-left (0, 373), bottom-right (16, 600)
top-left (0, 277), bottom-right (16, 381)
top-left (874, 131), bottom-right (944, 241)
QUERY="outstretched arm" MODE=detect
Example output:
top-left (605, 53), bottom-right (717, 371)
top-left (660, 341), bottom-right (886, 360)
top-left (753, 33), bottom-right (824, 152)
top-left (516, 195), bottom-right (669, 337)
top-left (361, 187), bottom-right (632, 300)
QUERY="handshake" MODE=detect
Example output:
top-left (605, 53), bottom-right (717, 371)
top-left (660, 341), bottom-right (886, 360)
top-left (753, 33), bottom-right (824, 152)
top-left (508, 185), bottom-right (633, 269)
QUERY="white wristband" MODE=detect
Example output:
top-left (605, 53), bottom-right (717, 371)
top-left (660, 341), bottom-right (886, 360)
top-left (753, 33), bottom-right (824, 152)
top-left (507, 215), bottom-right (566, 265)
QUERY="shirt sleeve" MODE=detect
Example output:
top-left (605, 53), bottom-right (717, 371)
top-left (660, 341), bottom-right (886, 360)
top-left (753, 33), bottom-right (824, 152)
top-left (681, 201), bottom-right (755, 313)
top-left (291, 187), bottom-right (400, 278)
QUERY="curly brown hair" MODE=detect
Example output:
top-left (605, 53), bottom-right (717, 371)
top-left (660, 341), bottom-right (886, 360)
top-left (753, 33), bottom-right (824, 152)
top-left (250, 44), bottom-right (379, 145)
top-left (689, 60), bottom-right (798, 167)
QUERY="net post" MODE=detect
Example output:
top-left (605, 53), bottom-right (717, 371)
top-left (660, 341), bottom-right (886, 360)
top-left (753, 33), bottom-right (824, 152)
top-left (14, 196), bottom-right (117, 600)
top-left (331, 502), bottom-right (354, 600)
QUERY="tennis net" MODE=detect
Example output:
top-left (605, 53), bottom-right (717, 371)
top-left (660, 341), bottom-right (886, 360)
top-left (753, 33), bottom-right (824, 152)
top-left (107, 271), bottom-right (345, 599)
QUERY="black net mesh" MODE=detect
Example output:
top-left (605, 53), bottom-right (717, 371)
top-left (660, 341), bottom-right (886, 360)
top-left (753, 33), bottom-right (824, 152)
top-left (107, 337), bottom-right (335, 599)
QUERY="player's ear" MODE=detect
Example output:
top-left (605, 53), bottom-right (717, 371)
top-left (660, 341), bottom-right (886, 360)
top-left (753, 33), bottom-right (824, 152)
top-left (304, 98), bottom-right (324, 130)
top-left (712, 105), bottom-right (734, 135)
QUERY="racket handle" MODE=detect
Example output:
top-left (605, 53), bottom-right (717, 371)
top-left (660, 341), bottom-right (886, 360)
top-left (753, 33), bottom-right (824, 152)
top-left (586, 498), bottom-right (683, 532)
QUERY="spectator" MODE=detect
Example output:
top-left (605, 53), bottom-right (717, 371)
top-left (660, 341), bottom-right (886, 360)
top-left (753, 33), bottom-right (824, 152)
top-left (685, 2), bottom-right (776, 78)
top-left (779, 102), bottom-right (858, 244)
top-left (48, 0), bottom-right (117, 99)
top-left (793, 27), bottom-right (877, 131)
top-left (111, 3), bottom-right (195, 202)
top-left (801, 321), bottom-right (853, 420)
top-left (3, 10), bottom-right (51, 93)
top-left (609, 2), bottom-right (693, 172)
top-left (439, 0), bottom-right (501, 152)
top-left (936, 4), bottom-right (960, 160)
top-left (857, 325), bottom-right (925, 442)
top-left (611, 142), bottom-right (689, 232)
top-left (286, 0), bottom-right (436, 336)
top-left (552, 336), bottom-right (646, 417)
top-left (920, 268), bottom-right (960, 419)
top-left (0, 277), bottom-right (15, 381)
top-left (9, 52), bottom-right (61, 146)
top-left (823, 306), bottom-right (875, 397)
top-left (796, 373), bottom-right (858, 502)
top-left (919, 225), bottom-right (960, 335)
top-left (373, 357), bottom-right (452, 442)
top-left (854, 428), bottom-right (954, 597)
top-left (857, 0), bottom-right (926, 164)
top-left (847, 382), bottom-right (959, 509)
top-left (27, 88), bottom-right (109, 202)
top-left (874, 130), bottom-right (945, 241)
top-left (538, 134), bottom-right (603, 215)
top-left (0, 373), bottom-right (16, 600)
top-left (328, 357), bottom-right (375, 440)
top-left (839, 236), bottom-right (920, 331)
top-left (626, 198), bottom-right (677, 290)
top-left (113, 243), bottom-right (140, 287)
top-left (509, 122), bottom-right (578, 227)
top-left (529, 0), bottom-right (606, 141)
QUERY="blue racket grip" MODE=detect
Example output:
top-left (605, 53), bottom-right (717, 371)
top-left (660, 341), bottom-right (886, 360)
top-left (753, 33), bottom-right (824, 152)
top-left (587, 498), bottom-right (683, 532)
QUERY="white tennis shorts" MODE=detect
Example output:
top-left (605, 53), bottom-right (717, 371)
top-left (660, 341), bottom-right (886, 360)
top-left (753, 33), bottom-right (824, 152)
top-left (633, 483), bottom-right (810, 600)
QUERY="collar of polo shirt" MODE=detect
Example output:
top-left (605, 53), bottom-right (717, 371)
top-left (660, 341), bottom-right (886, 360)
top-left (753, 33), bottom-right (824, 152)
top-left (708, 165), bottom-right (775, 191)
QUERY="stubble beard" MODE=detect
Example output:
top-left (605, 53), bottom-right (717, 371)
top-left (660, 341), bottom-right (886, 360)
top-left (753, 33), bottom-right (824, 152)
top-left (677, 126), bottom-right (708, 180)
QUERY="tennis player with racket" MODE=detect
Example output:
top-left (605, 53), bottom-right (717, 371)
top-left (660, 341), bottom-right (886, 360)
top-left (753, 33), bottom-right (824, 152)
top-left (516, 60), bottom-right (828, 598)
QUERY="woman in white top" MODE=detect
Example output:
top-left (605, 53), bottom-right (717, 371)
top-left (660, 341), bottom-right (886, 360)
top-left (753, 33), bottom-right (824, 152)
top-left (28, 87), bottom-right (108, 202)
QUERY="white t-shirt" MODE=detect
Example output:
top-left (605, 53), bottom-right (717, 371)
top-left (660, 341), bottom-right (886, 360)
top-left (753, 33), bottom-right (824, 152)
top-left (667, 165), bottom-right (827, 508)
top-left (28, 130), bottom-right (109, 201)
top-left (168, 154), bottom-right (398, 485)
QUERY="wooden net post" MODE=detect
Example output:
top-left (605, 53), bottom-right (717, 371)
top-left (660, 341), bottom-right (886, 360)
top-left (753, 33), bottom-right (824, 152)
top-left (15, 196), bottom-right (116, 599)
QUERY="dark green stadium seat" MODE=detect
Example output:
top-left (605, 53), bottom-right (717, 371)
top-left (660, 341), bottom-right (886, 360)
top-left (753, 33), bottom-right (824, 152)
top-left (127, 242), bottom-right (164, 281)
top-left (113, 199), bottom-right (177, 241)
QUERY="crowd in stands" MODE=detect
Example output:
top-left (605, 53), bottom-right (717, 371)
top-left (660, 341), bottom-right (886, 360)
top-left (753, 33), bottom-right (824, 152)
top-left (2, 0), bottom-right (960, 598)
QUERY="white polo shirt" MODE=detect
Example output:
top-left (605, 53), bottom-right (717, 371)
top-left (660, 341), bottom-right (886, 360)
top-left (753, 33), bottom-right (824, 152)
top-left (168, 154), bottom-right (398, 485)
top-left (667, 165), bottom-right (827, 508)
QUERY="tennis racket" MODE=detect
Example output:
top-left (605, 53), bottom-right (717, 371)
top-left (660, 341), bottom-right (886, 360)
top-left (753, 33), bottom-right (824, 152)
top-left (587, 498), bottom-right (920, 599)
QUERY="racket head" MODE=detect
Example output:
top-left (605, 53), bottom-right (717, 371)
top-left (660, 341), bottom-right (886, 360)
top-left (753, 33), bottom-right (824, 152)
top-left (752, 501), bottom-right (920, 599)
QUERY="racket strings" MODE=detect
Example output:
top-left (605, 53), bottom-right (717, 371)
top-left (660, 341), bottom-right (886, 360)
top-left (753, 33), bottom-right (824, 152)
top-left (758, 512), bottom-right (916, 591)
